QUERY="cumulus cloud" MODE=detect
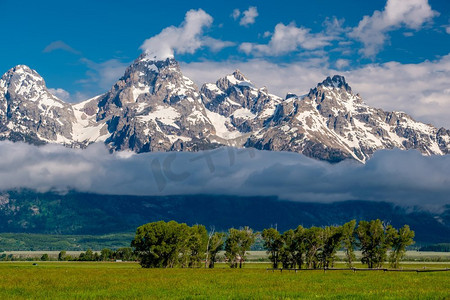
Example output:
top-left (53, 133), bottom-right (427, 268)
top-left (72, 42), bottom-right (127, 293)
top-left (43, 40), bottom-right (81, 55)
top-left (239, 6), bottom-right (258, 26)
top-left (345, 55), bottom-right (450, 128)
top-left (240, 22), bottom-right (333, 56)
top-left (349, 0), bottom-right (438, 57)
top-left (0, 142), bottom-right (448, 210)
top-left (48, 88), bottom-right (71, 102)
top-left (140, 9), bottom-right (233, 60)
top-left (181, 53), bottom-right (450, 128)
top-left (231, 8), bottom-right (240, 20)
top-left (335, 59), bottom-right (350, 69)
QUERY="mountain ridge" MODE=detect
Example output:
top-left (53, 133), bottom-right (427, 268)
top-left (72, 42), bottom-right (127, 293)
top-left (1, 55), bottom-right (448, 162)
top-left (0, 190), bottom-right (449, 244)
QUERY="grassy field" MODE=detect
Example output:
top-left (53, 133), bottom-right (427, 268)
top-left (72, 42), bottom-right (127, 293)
top-left (0, 262), bottom-right (448, 299)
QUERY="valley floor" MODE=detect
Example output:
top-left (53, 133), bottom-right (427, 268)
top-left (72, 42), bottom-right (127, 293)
top-left (0, 262), bottom-right (448, 299)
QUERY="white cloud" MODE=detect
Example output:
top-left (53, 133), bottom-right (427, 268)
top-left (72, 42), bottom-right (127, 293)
top-left (43, 40), bottom-right (81, 55)
top-left (335, 59), bottom-right (350, 69)
top-left (446, 25), bottom-right (450, 34)
top-left (239, 6), bottom-right (258, 27)
top-left (231, 8), bottom-right (240, 20)
top-left (349, 0), bottom-right (438, 57)
top-left (140, 9), bottom-right (232, 60)
top-left (203, 37), bottom-right (236, 52)
top-left (182, 54), bottom-right (450, 128)
top-left (0, 142), bottom-right (448, 209)
top-left (240, 22), bottom-right (333, 56)
top-left (345, 55), bottom-right (450, 128)
top-left (48, 88), bottom-right (71, 102)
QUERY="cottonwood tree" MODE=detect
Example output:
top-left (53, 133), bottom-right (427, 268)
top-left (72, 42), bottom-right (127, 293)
top-left (206, 231), bottom-right (225, 268)
top-left (292, 225), bottom-right (308, 269)
top-left (304, 227), bottom-right (324, 269)
top-left (186, 224), bottom-right (208, 267)
top-left (341, 220), bottom-right (357, 267)
top-left (58, 250), bottom-right (67, 261)
top-left (100, 248), bottom-right (113, 261)
top-left (261, 228), bottom-right (283, 269)
top-left (225, 226), bottom-right (256, 268)
top-left (319, 226), bottom-right (343, 269)
top-left (389, 225), bottom-right (415, 268)
top-left (357, 219), bottom-right (393, 268)
top-left (279, 229), bottom-right (295, 269)
top-left (131, 220), bottom-right (187, 268)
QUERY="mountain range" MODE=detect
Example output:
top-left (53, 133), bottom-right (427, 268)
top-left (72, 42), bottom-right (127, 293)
top-left (1, 53), bottom-right (449, 162)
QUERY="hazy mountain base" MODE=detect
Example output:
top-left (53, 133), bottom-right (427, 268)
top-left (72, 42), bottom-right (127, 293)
top-left (0, 232), bottom-right (134, 251)
top-left (0, 190), bottom-right (449, 244)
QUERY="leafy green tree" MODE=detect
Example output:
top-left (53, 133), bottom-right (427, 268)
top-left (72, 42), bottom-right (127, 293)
top-left (78, 249), bottom-right (97, 261)
top-left (206, 231), bottom-right (225, 268)
top-left (40, 253), bottom-right (49, 261)
top-left (186, 225), bottom-right (208, 267)
top-left (58, 250), bottom-right (67, 261)
top-left (131, 220), bottom-right (188, 268)
top-left (261, 228), bottom-right (283, 269)
top-left (341, 220), bottom-right (357, 267)
top-left (225, 227), bottom-right (256, 268)
top-left (100, 248), bottom-right (113, 261)
top-left (292, 225), bottom-right (308, 269)
top-left (176, 223), bottom-right (194, 268)
top-left (389, 225), bottom-right (415, 268)
top-left (357, 219), bottom-right (391, 268)
top-left (304, 227), bottom-right (324, 269)
top-left (318, 226), bottom-right (343, 269)
top-left (114, 247), bottom-right (135, 261)
top-left (279, 229), bottom-right (295, 269)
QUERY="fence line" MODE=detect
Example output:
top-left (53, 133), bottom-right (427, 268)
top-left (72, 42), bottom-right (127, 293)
top-left (266, 267), bottom-right (450, 273)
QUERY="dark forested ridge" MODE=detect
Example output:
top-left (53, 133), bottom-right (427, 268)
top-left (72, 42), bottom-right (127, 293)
top-left (0, 190), bottom-right (449, 244)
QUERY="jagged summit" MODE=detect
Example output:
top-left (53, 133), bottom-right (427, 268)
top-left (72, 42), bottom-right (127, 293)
top-left (0, 64), bottom-right (75, 144)
top-left (9, 64), bottom-right (34, 73)
top-left (2, 64), bottom-right (46, 88)
top-left (319, 75), bottom-right (351, 92)
top-left (285, 93), bottom-right (297, 99)
top-left (0, 57), bottom-right (449, 163)
top-left (231, 69), bottom-right (249, 82)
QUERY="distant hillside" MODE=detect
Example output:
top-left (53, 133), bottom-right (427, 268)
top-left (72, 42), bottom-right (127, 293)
top-left (0, 232), bottom-right (133, 251)
top-left (0, 190), bottom-right (449, 244)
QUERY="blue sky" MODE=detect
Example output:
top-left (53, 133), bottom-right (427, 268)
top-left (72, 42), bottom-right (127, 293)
top-left (1, 0), bottom-right (449, 126)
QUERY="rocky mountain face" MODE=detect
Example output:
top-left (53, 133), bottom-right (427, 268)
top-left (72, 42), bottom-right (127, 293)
top-left (245, 75), bottom-right (450, 162)
top-left (0, 65), bottom-right (75, 145)
top-left (1, 56), bottom-right (449, 162)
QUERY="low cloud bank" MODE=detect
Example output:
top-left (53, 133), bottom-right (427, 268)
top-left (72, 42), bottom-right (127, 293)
top-left (0, 142), bottom-right (448, 209)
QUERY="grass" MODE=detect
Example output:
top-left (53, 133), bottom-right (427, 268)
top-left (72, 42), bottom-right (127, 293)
top-left (0, 262), bottom-right (448, 299)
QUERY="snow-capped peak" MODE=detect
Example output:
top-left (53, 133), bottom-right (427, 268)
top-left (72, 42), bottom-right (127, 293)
top-left (319, 75), bottom-right (351, 92)
top-left (0, 59), bottom-right (449, 164)
top-left (2, 65), bottom-right (45, 87)
top-left (142, 48), bottom-right (175, 61)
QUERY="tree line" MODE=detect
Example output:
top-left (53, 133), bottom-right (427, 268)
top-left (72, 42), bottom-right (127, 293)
top-left (0, 248), bottom-right (137, 262)
top-left (58, 248), bottom-right (137, 262)
top-left (131, 219), bottom-right (415, 269)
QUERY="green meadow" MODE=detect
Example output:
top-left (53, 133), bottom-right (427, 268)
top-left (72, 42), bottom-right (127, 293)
top-left (0, 262), bottom-right (448, 299)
